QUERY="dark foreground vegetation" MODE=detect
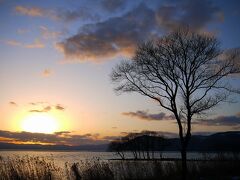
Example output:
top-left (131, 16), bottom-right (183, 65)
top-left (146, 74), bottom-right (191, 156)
top-left (0, 153), bottom-right (240, 180)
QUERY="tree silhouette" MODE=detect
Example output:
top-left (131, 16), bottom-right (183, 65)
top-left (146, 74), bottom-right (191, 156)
top-left (110, 28), bottom-right (240, 179)
top-left (108, 131), bottom-right (167, 160)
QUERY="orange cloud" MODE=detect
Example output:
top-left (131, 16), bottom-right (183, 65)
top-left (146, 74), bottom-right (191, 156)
top-left (0, 130), bottom-right (108, 146)
top-left (15, 6), bottom-right (45, 17)
top-left (5, 39), bottom-right (45, 49)
top-left (40, 26), bottom-right (61, 39)
top-left (41, 69), bottom-right (52, 77)
top-left (24, 39), bottom-right (44, 49)
top-left (14, 5), bottom-right (98, 22)
top-left (5, 40), bottom-right (22, 46)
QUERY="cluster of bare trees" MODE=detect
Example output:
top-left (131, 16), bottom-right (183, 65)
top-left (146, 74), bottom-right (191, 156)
top-left (109, 131), bottom-right (167, 160)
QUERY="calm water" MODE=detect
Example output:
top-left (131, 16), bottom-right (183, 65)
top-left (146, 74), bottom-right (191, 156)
top-left (0, 150), bottom-right (218, 167)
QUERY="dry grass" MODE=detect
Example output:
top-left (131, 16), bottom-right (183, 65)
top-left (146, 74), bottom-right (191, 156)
top-left (0, 153), bottom-right (240, 180)
top-left (0, 155), bottom-right (63, 180)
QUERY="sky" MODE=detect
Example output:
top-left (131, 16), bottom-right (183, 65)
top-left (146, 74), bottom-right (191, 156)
top-left (0, 0), bottom-right (240, 146)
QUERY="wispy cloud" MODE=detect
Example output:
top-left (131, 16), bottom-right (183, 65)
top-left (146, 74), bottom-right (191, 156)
top-left (193, 113), bottom-right (240, 127)
top-left (155, 0), bottom-right (222, 31)
top-left (15, 6), bottom-right (46, 17)
top-left (122, 110), bottom-right (175, 121)
top-left (41, 69), bottom-right (52, 77)
top-left (55, 104), bottom-right (65, 111)
top-left (28, 102), bottom-right (65, 113)
top-left (5, 40), bottom-right (22, 46)
top-left (5, 39), bottom-right (45, 49)
top-left (17, 28), bottom-right (30, 34)
top-left (56, 7), bottom-right (99, 22)
top-left (40, 26), bottom-right (61, 39)
top-left (101, 0), bottom-right (127, 12)
top-left (24, 39), bottom-right (44, 48)
top-left (9, 101), bottom-right (17, 106)
top-left (29, 106), bottom-right (51, 113)
top-left (14, 5), bottom-right (98, 22)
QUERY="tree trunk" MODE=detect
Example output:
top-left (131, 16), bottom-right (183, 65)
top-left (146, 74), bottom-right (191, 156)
top-left (181, 146), bottom-right (187, 180)
top-left (151, 150), bottom-right (154, 159)
top-left (181, 133), bottom-right (191, 180)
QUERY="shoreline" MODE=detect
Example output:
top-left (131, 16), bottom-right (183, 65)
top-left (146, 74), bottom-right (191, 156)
top-left (108, 158), bottom-right (240, 161)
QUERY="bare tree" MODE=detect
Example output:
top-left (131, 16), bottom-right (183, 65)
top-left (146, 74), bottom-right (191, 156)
top-left (108, 139), bottom-right (126, 160)
top-left (110, 28), bottom-right (240, 179)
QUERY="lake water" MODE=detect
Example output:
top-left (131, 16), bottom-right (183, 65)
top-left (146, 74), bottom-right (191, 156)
top-left (0, 150), bottom-right (219, 168)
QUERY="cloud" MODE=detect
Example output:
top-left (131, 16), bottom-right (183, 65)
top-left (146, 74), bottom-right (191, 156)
top-left (56, 0), bottom-right (223, 63)
top-left (0, 130), bottom-right (107, 145)
top-left (29, 106), bottom-right (51, 113)
top-left (24, 39), bottom-right (44, 48)
top-left (56, 3), bottom-right (157, 62)
top-left (41, 69), bottom-right (52, 77)
top-left (5, 40), bottom-right (22, 46)
top-left (17, 28), bottom-right (30, 34)
top-left (28, 102), bottom-right (65, 113)
top-left (193, 113), bottom-right (240, 127)
top-left (101, 0), bottom-right (127, 12)
top-left (5, 39), bottom-right (45, 49)
top-left (9, 101), bottom-right (17, 106)
top-left (155, 0), bottom-right (222, 31)
top-left (29, 102), bottom-right (46, 106)
top-left (221, 47), bottom-right (240, 76)
top-left (54, 131), bottom-right (71, 136)
top-left (55, 104), bottom-right (65, 111)
top-left (15, 6), bottom-right (47, 17)
top-left (15, 5), bottom-right (98, 22)
top-left (122, 110), bottom-right (174, 121)
top-left (180, 0), bottom-right (222, 29)
top-left (56, 7), bottom-right (99, 22)
top-left (40, 26), bottom-right (61, 39)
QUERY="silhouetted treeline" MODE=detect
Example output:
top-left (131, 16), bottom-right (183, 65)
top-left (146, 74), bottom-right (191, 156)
top-left (109, 131), bottom-right (240, 159)
top-left (108, 131), bottom-right (168, 159)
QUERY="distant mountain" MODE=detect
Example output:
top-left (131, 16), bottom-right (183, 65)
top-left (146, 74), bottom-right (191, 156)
top-left (0, 131), bottom-right (239, 152)
top-left (0, 142), bottom-right (108, 151)
top-left (162, 131), bottom-right (240, 152)
top-left (108, 131), bottom-right (240, 152)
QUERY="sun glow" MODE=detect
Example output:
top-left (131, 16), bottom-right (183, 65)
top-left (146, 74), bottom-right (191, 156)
top-left (21, 113), bottom-right (59, 134)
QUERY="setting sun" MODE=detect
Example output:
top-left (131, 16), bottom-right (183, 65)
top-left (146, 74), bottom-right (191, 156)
top-left (21, 114), bottom-right (59, 134)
